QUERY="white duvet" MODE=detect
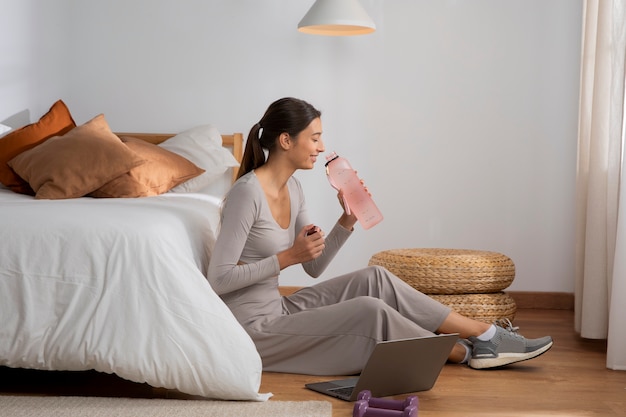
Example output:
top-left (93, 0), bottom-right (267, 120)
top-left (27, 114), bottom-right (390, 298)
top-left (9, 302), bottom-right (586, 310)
top-left (0, 188), bottom-right (269, 401)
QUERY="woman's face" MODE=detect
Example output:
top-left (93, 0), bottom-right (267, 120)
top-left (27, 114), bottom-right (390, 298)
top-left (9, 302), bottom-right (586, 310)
top-left (292, 117), bottom-right (325, 170)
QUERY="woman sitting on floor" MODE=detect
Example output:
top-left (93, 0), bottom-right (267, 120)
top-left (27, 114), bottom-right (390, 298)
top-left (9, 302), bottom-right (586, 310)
top-left (207, 97), bottom-right (553, 375)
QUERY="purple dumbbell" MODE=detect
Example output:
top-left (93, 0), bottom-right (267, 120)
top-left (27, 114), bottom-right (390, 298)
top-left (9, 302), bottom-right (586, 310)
top-left (353, 400), bottom-right (418, 417)
top-left (356, 390), bottom-right (419, 411)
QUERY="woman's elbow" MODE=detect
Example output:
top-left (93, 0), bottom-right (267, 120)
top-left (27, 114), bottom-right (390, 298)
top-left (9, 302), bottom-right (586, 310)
top-left (303, 266), bottom-right (322, 278)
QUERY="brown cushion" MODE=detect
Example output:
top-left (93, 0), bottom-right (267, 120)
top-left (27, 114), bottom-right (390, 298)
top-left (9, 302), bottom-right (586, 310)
top-left (90, 136), bottom-right (205, 198)
top-left (8, 114), bottom-right (145, 200)
top-left (0, 100), bottom-right (76, 194)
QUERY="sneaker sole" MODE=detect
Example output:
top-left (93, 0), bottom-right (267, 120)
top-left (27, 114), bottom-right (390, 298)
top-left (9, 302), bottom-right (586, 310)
top-left (469, 341), bottom-right (554, 369)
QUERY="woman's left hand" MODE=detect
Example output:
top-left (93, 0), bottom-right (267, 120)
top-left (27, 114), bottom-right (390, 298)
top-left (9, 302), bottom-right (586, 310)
top-left (337, 189), bottom-right (358, 230)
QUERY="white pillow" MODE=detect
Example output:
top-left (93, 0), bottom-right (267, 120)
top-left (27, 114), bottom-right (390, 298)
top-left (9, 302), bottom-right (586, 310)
top-left (159, 125), bottom-right (239, 193)
top-left (0, 123), bottom-right (12, 138)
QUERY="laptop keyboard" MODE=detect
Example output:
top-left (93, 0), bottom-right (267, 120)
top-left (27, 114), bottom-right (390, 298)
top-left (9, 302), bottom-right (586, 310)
top-left (328, 386), bottom-right (354, 398)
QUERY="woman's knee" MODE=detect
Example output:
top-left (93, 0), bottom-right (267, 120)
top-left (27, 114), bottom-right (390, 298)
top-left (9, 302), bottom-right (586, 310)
top-left (361, 265), bottom-right (405, 287)
top-left (366, 264), bottom-right (390, 276)
top-left (353, 295), bottom-right (395, 315)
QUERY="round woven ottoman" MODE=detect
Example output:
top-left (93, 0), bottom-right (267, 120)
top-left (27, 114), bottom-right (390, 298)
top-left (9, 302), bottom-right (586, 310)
top-left (368, 248), bottom-right (517, 322)
top-left (428, 293), bottom-right (517, 323)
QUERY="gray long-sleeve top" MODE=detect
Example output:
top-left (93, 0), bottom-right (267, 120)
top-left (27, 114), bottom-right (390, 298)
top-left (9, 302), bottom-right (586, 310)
top-left (207, 171), bottom-right (352, 325)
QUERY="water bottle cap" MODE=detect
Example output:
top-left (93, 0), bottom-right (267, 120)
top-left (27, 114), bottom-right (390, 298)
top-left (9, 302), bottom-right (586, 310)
top-left (325, 151), bottom-right (338, 162)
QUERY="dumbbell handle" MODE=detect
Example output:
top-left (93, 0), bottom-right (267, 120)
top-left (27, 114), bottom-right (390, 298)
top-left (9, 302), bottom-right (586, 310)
top-left (357, 390), bottom-right (419, 411)
top-left (353, 400), bottom-right (418, 417)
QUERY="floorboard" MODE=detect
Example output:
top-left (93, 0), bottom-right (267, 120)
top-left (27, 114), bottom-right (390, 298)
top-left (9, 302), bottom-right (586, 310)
top-left (1, 309), bottom-right (625, 417)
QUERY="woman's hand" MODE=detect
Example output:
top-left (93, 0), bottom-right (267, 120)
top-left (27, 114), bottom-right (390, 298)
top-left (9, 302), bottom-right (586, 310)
top-left (337, 189), bottom-right (358, 231)
top-left (277, 224), bottom-right (325, 269)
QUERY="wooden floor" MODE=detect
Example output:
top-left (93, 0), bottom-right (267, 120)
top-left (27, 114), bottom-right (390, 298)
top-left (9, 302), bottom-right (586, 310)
top-left (1, 309), bottom-right (625, 417)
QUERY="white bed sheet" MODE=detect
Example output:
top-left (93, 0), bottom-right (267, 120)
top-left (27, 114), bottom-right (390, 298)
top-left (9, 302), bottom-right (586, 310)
top-left (0, 188), bottom-right (269, 401)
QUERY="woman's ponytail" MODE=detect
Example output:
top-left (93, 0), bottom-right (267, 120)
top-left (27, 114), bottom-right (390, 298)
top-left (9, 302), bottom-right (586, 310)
top-left (237, 123), bottom-right (266, 179)
top-left (236, 97), bottom-right (321, 180)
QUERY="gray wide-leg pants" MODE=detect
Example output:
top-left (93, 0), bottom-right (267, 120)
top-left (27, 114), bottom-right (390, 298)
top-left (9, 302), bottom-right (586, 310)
top-left (246, 265), bottom-right (452, 375)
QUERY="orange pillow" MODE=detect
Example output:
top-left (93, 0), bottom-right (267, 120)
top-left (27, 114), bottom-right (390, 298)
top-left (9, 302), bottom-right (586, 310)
top-left (90, 136), bottom-right (205, 198)
top-left (8, 114), bottom-right (145, 200)
top-left (0, 100), bottom-right (76, 194)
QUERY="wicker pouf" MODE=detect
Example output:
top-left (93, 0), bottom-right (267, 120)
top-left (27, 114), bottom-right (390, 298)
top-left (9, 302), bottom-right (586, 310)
top-left (429, 293), bottom-right (516, 323)
top-left (368, 248), bottom-right (515, 294)
top-left (368, 248), bottom-right (517, 323)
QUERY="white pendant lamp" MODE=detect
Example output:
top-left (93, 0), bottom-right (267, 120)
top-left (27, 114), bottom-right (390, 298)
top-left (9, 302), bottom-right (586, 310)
top-left (298, 0), bottom-right (376, 36)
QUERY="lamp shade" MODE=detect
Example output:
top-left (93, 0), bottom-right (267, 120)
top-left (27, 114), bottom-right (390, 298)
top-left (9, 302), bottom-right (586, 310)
top-left (298, 0), bottom-right (376, 36)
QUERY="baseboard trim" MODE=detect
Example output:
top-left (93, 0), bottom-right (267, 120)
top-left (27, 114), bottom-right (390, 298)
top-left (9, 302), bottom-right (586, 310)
top-left (280, 286), bottom-right (575, 311)
top-left (279, 286), bottom-right (300, 296)
top-left (507, 291), bottom-right (574, 310)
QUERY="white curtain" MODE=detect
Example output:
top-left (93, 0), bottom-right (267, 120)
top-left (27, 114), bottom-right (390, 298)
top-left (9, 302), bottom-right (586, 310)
top-left (575, 0), bottom-right (626, 370)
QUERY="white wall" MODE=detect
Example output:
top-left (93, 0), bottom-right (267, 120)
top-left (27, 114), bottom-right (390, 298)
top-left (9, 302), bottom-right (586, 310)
top-left (0, 0), bottom-right (71, 126)
top-left (1, 0), bottom-right (583, 293)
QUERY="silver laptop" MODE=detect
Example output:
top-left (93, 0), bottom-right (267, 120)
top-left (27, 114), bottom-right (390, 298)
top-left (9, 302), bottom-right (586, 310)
top-left (305, 333), bottom-right (458, 401)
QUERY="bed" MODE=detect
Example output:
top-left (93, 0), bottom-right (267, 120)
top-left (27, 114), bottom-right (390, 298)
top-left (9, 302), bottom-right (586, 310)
top-left (0, 100), bottom-right (270, 401)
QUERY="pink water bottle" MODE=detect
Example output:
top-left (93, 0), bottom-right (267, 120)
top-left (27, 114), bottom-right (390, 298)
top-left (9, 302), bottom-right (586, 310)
top-left (325, 151), bottom-right (383, 230)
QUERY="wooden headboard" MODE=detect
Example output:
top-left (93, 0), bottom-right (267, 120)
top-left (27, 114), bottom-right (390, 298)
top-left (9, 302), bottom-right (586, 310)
top-left (115, 132), bottom-right (244, 183)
